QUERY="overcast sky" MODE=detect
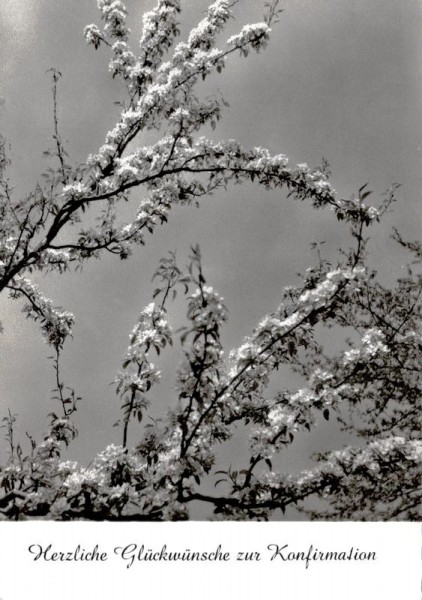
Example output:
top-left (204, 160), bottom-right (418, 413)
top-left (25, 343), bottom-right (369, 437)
top-left (0, 0), bottom-right (421, 506)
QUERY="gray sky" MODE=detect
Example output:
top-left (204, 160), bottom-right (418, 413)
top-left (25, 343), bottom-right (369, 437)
top-left (0, 0), bottom-right (421, 492)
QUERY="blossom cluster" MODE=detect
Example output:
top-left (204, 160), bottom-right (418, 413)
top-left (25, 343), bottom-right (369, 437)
top-left (343, 328), bottom-right (389, 364)
top-left (11, 276), bottom-right (74, 347)
top-left (115, 302), bottom-right (172, 444)
top-left (225, 265), bottom-right (366, 424)
top-left (290, 436), bottom-right (422, 519)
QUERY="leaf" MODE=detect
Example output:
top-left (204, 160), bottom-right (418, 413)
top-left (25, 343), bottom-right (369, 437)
top-left (214, 479), bottom-right (226, 487)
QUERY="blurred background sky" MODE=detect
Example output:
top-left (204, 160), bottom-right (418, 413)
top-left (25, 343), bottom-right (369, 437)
top-left (0, 0), bottom-right (421, 516)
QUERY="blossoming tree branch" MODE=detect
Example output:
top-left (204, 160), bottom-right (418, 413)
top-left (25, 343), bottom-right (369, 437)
top-left (0, 0), bottom-right (420, 520)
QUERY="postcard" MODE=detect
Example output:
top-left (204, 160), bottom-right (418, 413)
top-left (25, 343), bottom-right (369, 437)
top-left (0, 0), bottom-right (420, 598)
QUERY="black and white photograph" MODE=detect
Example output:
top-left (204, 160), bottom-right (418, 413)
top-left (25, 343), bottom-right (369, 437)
top-left (0, 0), bottom-right (421, 595)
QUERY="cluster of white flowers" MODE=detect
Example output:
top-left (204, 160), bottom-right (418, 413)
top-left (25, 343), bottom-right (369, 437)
top-left (178, 292), bottom-right (226, 392)
top-left (60, 445), bottom-right (147, 513)
top-left (250, 379), bottom-right (363, 459)
top-left (251, 405), bottom-right (305, 459)
top-left (343, 328), bottom-right (389, 364)
top-left (36, 248), bottom-right (71, 272)
top-left (188, 286), bottom-right (227, 328)
top-left (332, 194), bottom-right (381, 223)
top-left (247, 287), bottom-right (402, 462)
top-left (83, 0), bottom-right (242, 174)
top-left (97, 0), bottom-right (129, 40)
top-left (114, 303), bottom-right (172, 448)
top-left (128, 303), bottom-right (171, 353)
top-left (12, 276), bottom-right (74, 347)
top-left (81, 0), bottom-right (280, 196)
top-left (298, 266), bottom-right (366, 309)
top-left (109, 40), bottom-right (136, 79)
top-left (63, 468), bottom-right (106, 496)
top-left (56, 460), bottom-right (79, 477)
top-left (109, 179), bottom-right (188, 256)
top-left (184, 0), bottom-right (232, 52)
top-left (227, 22), bottom-right (271, 51)
top-left (135, 1), bottom-right (182, 92)
top-left (84, 24), bottom-right (102, 49)
top-left (34, 436), bottom-right (61, 461)
top-left (289, 437), bottom-right (422, 502)
top-left (227, 266), bottom-right (366, 420)
top-left (62, 181), bottom-right (88, 199)
top-left (115, 303), bottom-right (170, 396)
